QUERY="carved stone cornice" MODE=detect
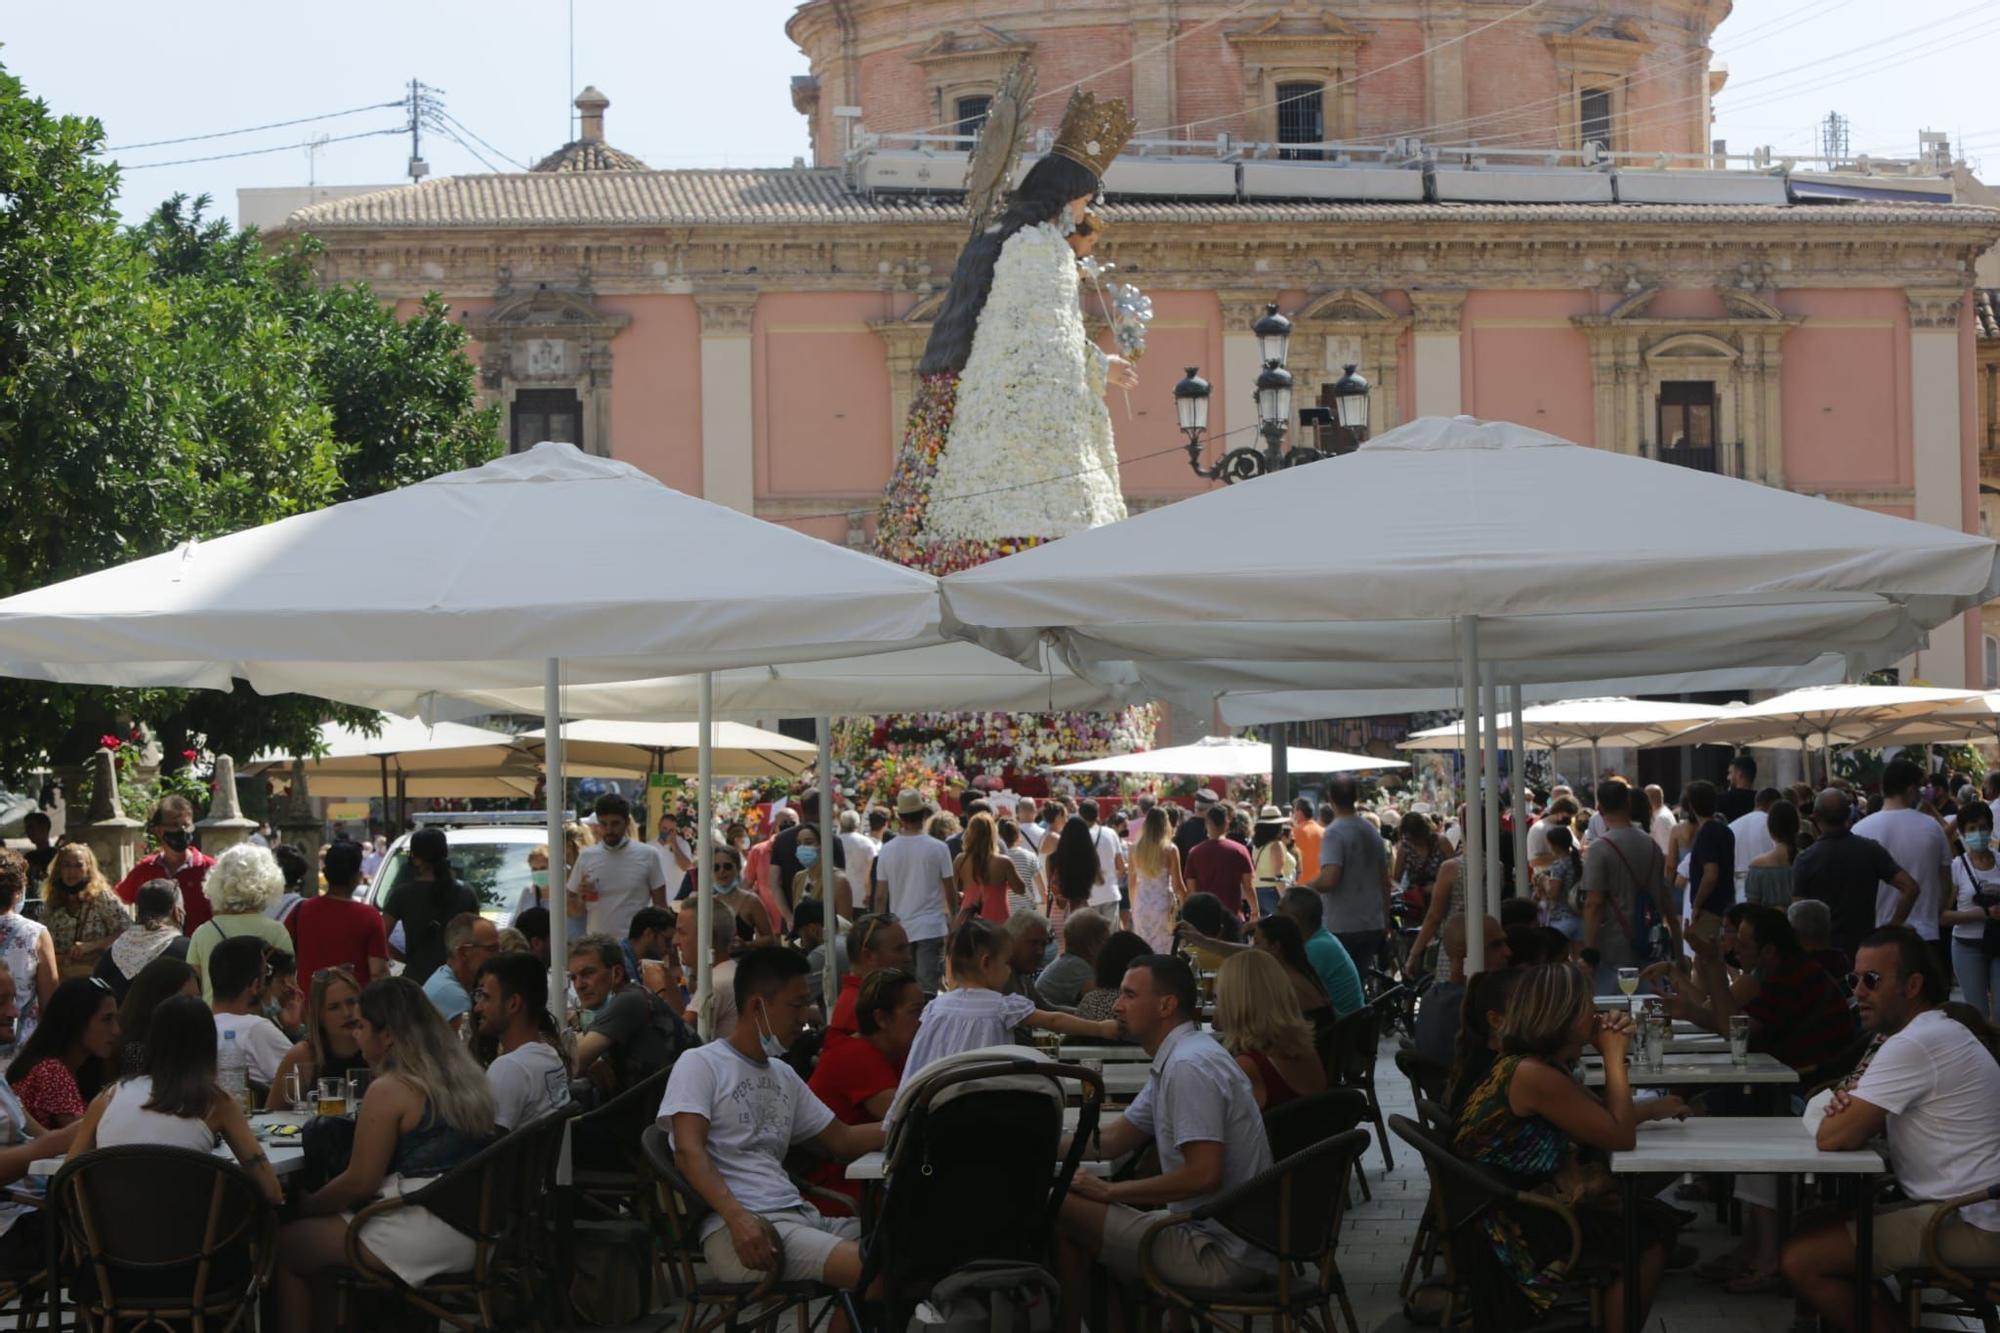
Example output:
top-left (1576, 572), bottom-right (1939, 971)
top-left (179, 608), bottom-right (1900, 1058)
top-left (694, 292), bottom-right (757, 336)
top-left (1408, 290), bottom-right (1467, 333)
top-left (1544, 15), bottom-right (1652, 71)
top-left (1215, 289), bottom-right (1279, 330)
top-left (1224, 12), bottom-right (1369, 63)
top-left (1907, 287), bottom-right (1967, 331)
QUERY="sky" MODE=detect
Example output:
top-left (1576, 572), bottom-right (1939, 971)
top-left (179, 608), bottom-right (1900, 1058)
top-left (2, 0), bottom-right (1996, 229)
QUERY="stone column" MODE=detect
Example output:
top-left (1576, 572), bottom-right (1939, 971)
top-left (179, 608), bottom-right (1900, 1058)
top-left (1410, 290), bottom-right (1467, 418)
top-left (275, 759), bottom-right (325, 863)
top-left (1217, 292), bottom-right (1275, 445)
top-left (1908, 286), bottom-right (1971, 686)
top-left (195, 755), bottom-right (260, 856)
top-left (80, 749), bottom-right (143, 886)
top-left (695, 293), bottom-right (757, 513)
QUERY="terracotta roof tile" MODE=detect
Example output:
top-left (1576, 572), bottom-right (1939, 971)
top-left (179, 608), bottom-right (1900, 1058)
top-left (278, 167), bottom-right (2000, 232)
top-left (529, 140), bottom-right (651, 173)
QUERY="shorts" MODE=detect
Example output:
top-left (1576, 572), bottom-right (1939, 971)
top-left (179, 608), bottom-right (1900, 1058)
top-left (1098, 1204), bottom-right (1270, 1292)
top-left (701, 1206), bottom-right (860, 1285)
top-left (1848, 1199), bottom-right (2000, 1276)
top-left (910, 937), bottom-right (945, 994)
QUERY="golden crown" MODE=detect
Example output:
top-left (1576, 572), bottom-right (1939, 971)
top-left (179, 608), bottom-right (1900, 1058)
top-left (1049, 88), bottom-right (1136, 180)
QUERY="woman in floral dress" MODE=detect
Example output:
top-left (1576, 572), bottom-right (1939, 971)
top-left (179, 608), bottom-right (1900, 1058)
top-left (1127, 807), bottom-right (1187, 952)
top-left (0, 850), bottom-right (56, 1051)
top-left (41, 843), bottom-right (132, 981)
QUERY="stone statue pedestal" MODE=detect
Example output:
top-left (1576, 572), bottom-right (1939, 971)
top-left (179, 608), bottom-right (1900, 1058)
top-left (195, 755), bottom-right (260, 856)
top-left (80, 749), bottom-right (143, 886)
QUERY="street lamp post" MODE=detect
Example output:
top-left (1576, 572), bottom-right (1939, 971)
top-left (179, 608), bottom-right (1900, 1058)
top-left (1179, 304), bottom-right (1371, 484)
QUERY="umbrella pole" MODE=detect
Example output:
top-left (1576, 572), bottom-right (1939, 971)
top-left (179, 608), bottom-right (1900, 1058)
top-left (544, 658), bottom-right (567, 1026)
top-left (378, 756), bottom-right (391, 842)
top-left (696, 675), bottom-right (715, 1040)
top-left (1590, 740), bottom-right (1602, 792)
top-left (818, 716), bottom-right (836, 1013)
top-left (1509, 685), bottom-right (1529, 898)
top-left (1458, 617), bottom-right (1485, 973)
top-left (1481, 666), bottom-right (1502, 901)
top-left (1271, 724), bottom-right (1290, 820)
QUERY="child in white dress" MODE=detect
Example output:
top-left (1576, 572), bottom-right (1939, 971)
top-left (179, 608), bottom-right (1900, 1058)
top-left (902, 918), bottom-right (1117, 1084)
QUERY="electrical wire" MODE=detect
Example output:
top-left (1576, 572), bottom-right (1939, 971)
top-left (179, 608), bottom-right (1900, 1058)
top-left (761, 420), bottom-right (1272, 529)
top-left (431, 122), bottom-right (505, 174)
top-left (115, 124), bottom-right (408, 170)
top-left (436, 110), bottom-right (528, 170)
top-left (102, 100), bottom-right (406, 152)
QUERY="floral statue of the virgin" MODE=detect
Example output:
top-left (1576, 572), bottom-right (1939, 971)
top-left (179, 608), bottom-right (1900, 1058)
top-left (877, 75), bottom-right (1139, 575)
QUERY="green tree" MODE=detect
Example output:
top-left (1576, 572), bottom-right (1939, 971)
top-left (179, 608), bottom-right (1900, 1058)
top-left (0, 63), bottom-right (499, 789)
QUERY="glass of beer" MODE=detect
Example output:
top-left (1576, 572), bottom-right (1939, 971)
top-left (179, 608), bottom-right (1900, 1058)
top-left (316, 1077), bottom-right (349, 1117)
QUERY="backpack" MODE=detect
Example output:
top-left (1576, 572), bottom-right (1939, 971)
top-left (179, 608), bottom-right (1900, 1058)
top-left (911, 1261), bottom-right (1060, 1333)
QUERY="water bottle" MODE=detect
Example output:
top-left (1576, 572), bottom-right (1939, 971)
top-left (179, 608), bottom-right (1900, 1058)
top-left (218, 1029), bottom-right (250, 1113)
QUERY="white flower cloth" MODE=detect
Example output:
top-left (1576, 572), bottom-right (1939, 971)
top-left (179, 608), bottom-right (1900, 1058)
top-left (927, 222), bottom-right (1127, 542)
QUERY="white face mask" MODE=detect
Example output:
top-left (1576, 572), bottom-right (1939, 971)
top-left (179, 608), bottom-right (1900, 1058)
top-left (754, 1000), bottom-right (786, 1058)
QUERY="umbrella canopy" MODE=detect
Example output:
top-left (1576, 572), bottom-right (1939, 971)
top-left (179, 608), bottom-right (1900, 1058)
top-left (1052, 736), bottom-right (1407, 777)
top-left (1649, 684), bottom-right (1981, 752)
top-left (243, 714), bottom-right (628, 799)
top-left (1398, 698), bottom-right (1734, 753)
top-left (0, 442), bottom-right (942, 712)
top-left (940, 417), bottom-right (2000, 692)
top-left (519, 720), bottom-right (817, 779)
top-left (429, 641), bottom-right (1143, 719)
top-left (1849, 693), bottom-right (2000, 749)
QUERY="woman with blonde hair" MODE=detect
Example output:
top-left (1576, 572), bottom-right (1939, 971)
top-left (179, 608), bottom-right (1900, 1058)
top-left (952, 812), bottom-right (1026, 925)
top-left (1214, 949), bottom-right (1327, 1110)
top-left (1126, 806), bottom-right (1186, 953)
top-left (275, 976), bottom-right (496, 1330)
top-left (185, 844), bottom-right (294, 1001)
top-left (1452, 964), bottom-right (1686, 1333)
top-left (41, 843), bottom-right (132, 980)
top-left (266, 966), bottom-right (369, 1110)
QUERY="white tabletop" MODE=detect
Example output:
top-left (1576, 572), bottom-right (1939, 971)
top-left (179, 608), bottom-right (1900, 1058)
top-left (1609, 1116), bottom-right (1885, 1176)
top-left (1581, 1051), bottom-right (1797, 1087)
top-left (29, 1111), bottom-right (310, 1181)
top-left (846, 1151), bottom-right (1115, 1181)
top-left (1096, 1064), bottom-right (1151, 1098)
top-left (1056, 1043), bottom-right (1153, 1063)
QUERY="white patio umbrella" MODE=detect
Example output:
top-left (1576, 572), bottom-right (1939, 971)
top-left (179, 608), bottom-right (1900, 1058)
top-left (0, 442), bottom-right (943, 1031)
top-left (243, 713), bottom-right (635, 805)
top-left (1653, 683), bottom-right (1982, 783)
top-left (1848, 693), bottom-right (2000, 750)
top-left (1397, 697), bottom-right (1732, 783)
top-left (518, 720), bottom-right (817, 779)
top-left (942, 416), bottom-right (2000, 968)
top-left (1052, 735), bottom-right (1407, 776)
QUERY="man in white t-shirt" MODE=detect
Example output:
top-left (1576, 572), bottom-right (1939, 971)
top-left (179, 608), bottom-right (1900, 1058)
top-left (1729, 787), bottom-right (1778, 897)
top-left (655, 821), bottom-right (695, 892)
top-left (870, 790), bottom-right (957, 992)
top-left (1785, 925), bottom-right (2000, 1321)
top-left (208, 936), bottom-right (293, 1088)
top-left (1852, 759), bottom-right (1951, 967)
top-left (1644, 785), bottom-right (1677, 856)
top-left (660, 947), bottom-right (882, 1289)
top-left (1524, 797), bottom-right (1578, 868)
top-left (567, 794), bottom-right (667, 938)
top-left (836, 809), bottom-right (879, 908)
top-left (1015, 798), bottom-right (1046, 858)
top-left (474, 952), bottom-right (572, 1130)
top-left (1077, 798), bottom-right (1127, 923)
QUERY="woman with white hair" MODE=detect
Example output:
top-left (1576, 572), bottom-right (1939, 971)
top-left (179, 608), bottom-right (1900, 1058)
top-left (185, 844), bottom-right (294, 1002)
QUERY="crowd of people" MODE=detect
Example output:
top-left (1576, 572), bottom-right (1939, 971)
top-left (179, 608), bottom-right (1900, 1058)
top-left (4, 749), bottom-right (2000, 1331)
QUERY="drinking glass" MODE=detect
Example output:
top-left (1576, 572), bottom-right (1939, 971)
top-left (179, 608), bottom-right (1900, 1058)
top-left (1616, 967), bottom-right (1640, 996)
top-left (316, 1076), bottom-right (348, 1117)
top-left (1728, 1013), bottom-right (1751, 1065)
top-left (283, 1067), bottom-right (308, 1114)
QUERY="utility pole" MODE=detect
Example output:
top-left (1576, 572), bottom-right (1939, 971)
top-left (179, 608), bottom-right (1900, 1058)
top-left (407, 77), bottom-right (430, 182)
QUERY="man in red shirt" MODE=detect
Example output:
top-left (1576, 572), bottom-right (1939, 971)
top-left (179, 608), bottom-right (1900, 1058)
top-left (825, 912), bottom-right (910, 1049)
top-left (288, 840), bottom-right (390, 982)
top-left (113, 795), bottom-right (216, 933)
top-left (1184, 805), bottom-right (1254, 919)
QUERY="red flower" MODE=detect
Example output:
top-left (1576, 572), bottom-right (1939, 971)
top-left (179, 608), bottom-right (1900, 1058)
top-left (99, 735), bottom-right (121, 751)
top-left (181, 749), bottom-right (199, 762)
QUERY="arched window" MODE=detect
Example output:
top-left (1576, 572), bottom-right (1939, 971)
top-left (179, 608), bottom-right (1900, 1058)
top-left (1275, 82), bottom-right (1325, 161)
top-left (1580, 87), bottom-right (1614, 156)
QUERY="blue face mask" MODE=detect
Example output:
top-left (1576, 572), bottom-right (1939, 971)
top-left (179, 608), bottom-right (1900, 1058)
top-left (1968, 831), bottom-right (1993, 852)
top-left (755, 1000), bottom-right (787, 1058)
top-left (797, 847), bottom-right (819, 869)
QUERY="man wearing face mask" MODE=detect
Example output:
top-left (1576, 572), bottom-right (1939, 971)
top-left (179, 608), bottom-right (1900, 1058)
top-left (662, 947), bottom-right (883, 1293)
top-left (114, 796), bottom-right (217, 933)
top-left (566, 794), bottom-right (666, 939)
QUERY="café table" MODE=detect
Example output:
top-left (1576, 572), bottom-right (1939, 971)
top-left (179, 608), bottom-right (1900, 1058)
top-left (1051, 1042), bottom-right (1153, 1063)
top-left (1580, 1051), bottom-right (1797, 1109)
top-left (1610, 1117), bottom-right (1884, 1333)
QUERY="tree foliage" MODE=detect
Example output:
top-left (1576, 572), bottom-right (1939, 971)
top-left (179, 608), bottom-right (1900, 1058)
top-left (0, 61), bottom-right (500, 787)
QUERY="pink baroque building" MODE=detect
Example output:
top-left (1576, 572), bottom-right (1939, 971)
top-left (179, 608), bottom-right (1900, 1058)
top-left (272, 2), bottom-right (2000, 686)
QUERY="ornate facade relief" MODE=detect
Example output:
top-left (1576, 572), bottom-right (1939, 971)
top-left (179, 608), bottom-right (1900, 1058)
top-left (1224, 12), bottom-right (1369, 146)
top-left (1573, 286), bottom-right (1798, 486)
top-left (1543, 15), bottom-right (1651, 155)
top-left (1290, 288), bottom-right (1410, 434)
top-left (465, 286), bottom-right (630, 457)
top-left (911, 26), bottom-right (1034, 134)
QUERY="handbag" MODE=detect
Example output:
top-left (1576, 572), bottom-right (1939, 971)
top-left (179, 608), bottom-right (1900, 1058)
top-left (1600, 835), bottom-right (1669, 962)
top-left (1958, 855), bottom-right (2000, 957)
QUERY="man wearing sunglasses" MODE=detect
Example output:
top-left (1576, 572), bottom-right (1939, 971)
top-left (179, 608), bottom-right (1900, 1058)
top-left (1783, 925), bottom-right (2000, 1329)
